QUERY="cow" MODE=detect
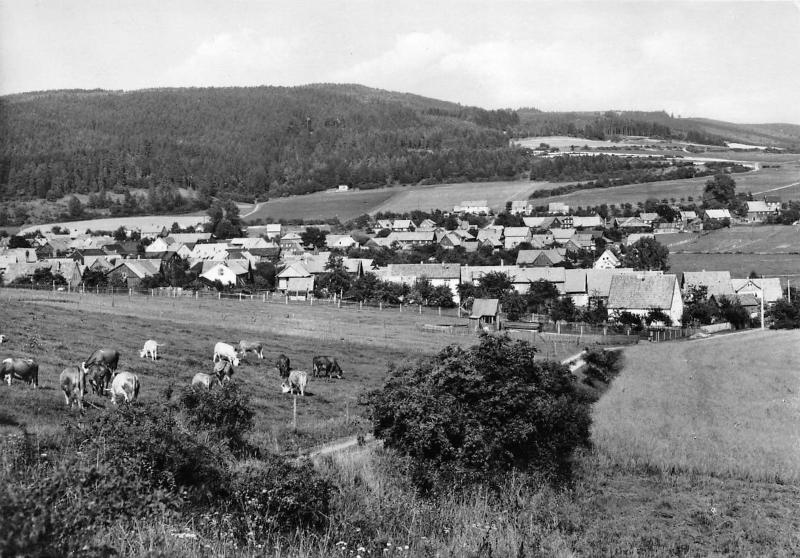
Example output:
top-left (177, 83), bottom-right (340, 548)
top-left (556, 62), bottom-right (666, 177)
top-left (238, 340), bottom-right (264, 359)
top-left (139, 339), bottom-right (163, 361)
top-left (82, 361), bottom-right (112, 395)
top-left (312, 356), bottom-right (343, 379)
top-left (59, 366), bottom-right (86, 410)
top-left (107, 372), bottom-right (140, 405)
top-left (85, 348), bottom-right (120, 373)
top-left (191, 372), bottom-right (217, 390)
top-left (213, 342), bottom-right (240, 367)
top-left (0, 334), bottom-right (7, 344)
top-left (1, 358), bottom-right (39, 388)
top-left (281, 369), bottom-right (308, 396)
top-left (276, 354), bottom-right (290, 379)
top-left (213, 359), bottom-right (234, 383)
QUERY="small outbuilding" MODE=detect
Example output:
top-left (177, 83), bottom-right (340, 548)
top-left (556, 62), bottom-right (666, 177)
top-left (469, 298), bottom-right (501, 332)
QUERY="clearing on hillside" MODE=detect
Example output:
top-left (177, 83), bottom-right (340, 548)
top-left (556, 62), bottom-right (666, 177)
top-left (592, 329), bottom-right (800, 483)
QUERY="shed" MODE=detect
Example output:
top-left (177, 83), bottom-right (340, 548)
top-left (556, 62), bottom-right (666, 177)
top-left (470, 298), bottom-right (500, 331)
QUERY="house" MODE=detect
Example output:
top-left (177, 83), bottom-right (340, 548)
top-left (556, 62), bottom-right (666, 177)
top-left (454, 200), bottom-right (490, 215)
top-left (548, 202), bottom-right (569, 215)
top-left (654, 222), bottom-right (681, 234)
top-left (391, 220), bottom-right (415, 232)
top-left (730, 277), bottom-right (783, 304)
top-left (377, 263), bottom-right (462, 304)
top-left (199, 262), bottom-right (250, 288)
top-left (528, 234), bottom-right (554, 249)
top-left (106, 260), bottom-right (161, 288)
top-left (438, 232), bottom-right (464, 250)
top-left (229, 237), bottom-right (272, 251)
top-left (512, 267), bottom-right (567, 295)
top-left (685, 218), bottom-right (704, 232)
top-left (342, 258), bottom-right (374, 276)
top-left (338, 184), bottom-right (350, 191)
top-left (745, 201), bottom-right (773, 223)
top-left (763, 195), bottom-right (781, 212)
top-left (516, 249), bottom-right (564, 267)
top-left (585, 269), bottom-right (635, 305)
top-left (607, 274), bottom-right (684, 325)
top-left (614, 216), bottom-right (652, 232)
top-left (325, 235), bottom-right (359, 249)
top-left (563, 233), bottom-right (595, 253)
top-left (593, 249), bottom-right (621, 269)
top-left (375, 219), bottom-right (393, 231)
top-left (509, 201), bottom-right (532, 215)
top-left (681, 271), bottom-right (734, 298)
top-left (639, 213), bottom-right (659, 226)
top-left (503, 227), bottom-right (532, 249)
top-left (470, 299), bottom-right (500, 331)
top-left (523, 216), bottom-right (557, 230)
top-left (0, 248), bottom-right (39, 265)
top-left (279, 232), bottom-right (304, 252)
top-left (625, 233), bottom-right (655, 246)
top-left (564, 269), bottom-right (589, 306)
top-left (416, 219), bottom-right (438, 230)
top-left (167, 232), bottom-right (213, 245)
top-left (703, 209), bottom-right (732, 221)
top-left (385, 231), bottom-right (436, 249)
top-left (188, 243), bottom-right (230, 261)
top-left (571, 215), bottom-right (604, 229)
top-left (276, 262), bottom-right (314, 295)
top-left (678, 210), bottom-right (698, 223)
top-left (550, 228), bottom-right (576, 246)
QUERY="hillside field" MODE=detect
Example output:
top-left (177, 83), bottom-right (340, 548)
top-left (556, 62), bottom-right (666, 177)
top-left (662, 225), bottom-right (800, 253)
top-left (593, 329), bottom-right (800, 482)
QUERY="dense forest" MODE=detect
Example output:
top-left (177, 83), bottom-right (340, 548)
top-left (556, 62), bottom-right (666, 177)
top-left (0, 85), bottom-right (527, 205)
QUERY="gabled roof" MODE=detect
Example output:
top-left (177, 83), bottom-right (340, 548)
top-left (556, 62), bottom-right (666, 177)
top-left (523, 216), bottom-right (556, 229)
top-left (516, 249), bottom-right (564, 266)
top-left (572, 215), bottom-right (604, 228)
top-left (381, 263), bottom-right (461, 280)
top-left (746, 201), bottom-right (771, 213)
top-left (682, 271), bottom-right (734, 297)
top-left (730, 277), bottom-right (783, 303)
top-left (564, 269), bottom-right (588, 294)
top-left (277, 261), bottom-right (312, 278)
top-left (504, 227), bottom-right (531, 238)
top-left (585, 269), bottom-right (633, 298)
top-left (679, 210), bottom-right (697, 220)
top-left (704, 209), bottom-right (732, 220)
top-left (386, 231), bottom-right (435, 243)
top-left (551, 228), bottom-right (576, 242)
top-left (471, 298), bottom-right (499, 318)
top-left (109, 260), bottom-right (160, 279)
top-left (639, 212), bottom-right (659, 222)
top-left (607, 274), bottom-right (679, 310)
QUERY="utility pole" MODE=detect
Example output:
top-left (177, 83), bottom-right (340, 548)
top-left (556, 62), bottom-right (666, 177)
top-left (760, 291), bottom-right (765, 330)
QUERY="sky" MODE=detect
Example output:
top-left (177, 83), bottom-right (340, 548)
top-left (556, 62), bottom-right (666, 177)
top-left (1, 0), bottom-right (799, 124)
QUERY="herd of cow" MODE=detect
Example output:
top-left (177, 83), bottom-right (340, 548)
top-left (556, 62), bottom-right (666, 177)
top-left (0, 335), bottom-right (345, 411)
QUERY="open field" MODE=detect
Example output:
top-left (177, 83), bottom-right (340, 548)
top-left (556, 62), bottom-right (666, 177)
top-left (534, 163), bottom-right (800, 208)
top-left (669, 253), bottom-right (800, 284)
top-left (662, 225), bottom-right (800, 254)
top-left (19, 214), bottom-right (209, 235)
top-left (244, 188), bottom-right (397, 223)
top-left (592, 329), bottom-right (800, 483)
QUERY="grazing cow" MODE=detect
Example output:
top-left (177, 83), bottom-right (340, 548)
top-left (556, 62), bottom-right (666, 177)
top-left (191, 372), bottom-right (217, 390)
top-left (107, 372), bottom-right (140, 405)
top-left (312, 356), bottom-right (343, 379)
top-left (139, 339), bottom-right (163, 361)
top-left (276, 354), bottom-right (290, 379)
top-left (238, 340), bottom-right (264, 359)
top-left (281, 369), bottom-right (308, 396)
top-left (1, 358), bottom-right (39, 388)
top-left (59, 366), bottom-right (86, 410)
top-left (85, 348), bottom-right (120, 373)
top-left (0, 334), bottom-right (6, 344)
top-left (82, 362), bottom-right (112, 395)
top-left (213, 359), bottom-right (234, 383)
top-left (213, 342), bottom-right (240, 367)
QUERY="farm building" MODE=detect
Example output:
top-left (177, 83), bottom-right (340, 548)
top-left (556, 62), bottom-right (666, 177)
top-left (198, 261), bottom-right (251, 288)
top-left (550, 228), bottom-right (577, 246)
top-left (325, 235), bottom-right (359, 249)
top-left (614, 216), bottom-right (652, 232)
top-left (703, 209), bottom-right (732, 221)
top-left (516, 249), bottom-right (565, 267)
top-left (607, 273), bottom-right (684, 325)
top-left (276, 262), bottom-right (314, 297)
top-left (503, 227), bottom-right (532, 249)
top-left (415, 219), bottom-right (438, 230)
top-left (454, 200), bottom-right (490, 214)
top-left (509, 201), bottom-right (532, 215)
top-left (763, 195), bottom-right (781, 212)
top-left (385, 231), bottom-right (436, 249)
top-left (470, 298), bottom-right (500, 331)
top-left (681, 271), bottom-right (734, 298)
top-left (571, 215), bottom-right (604, 229)
top-left (523, 216), bottom-right (557, 230)
top-left (548, 202), bottom-right (569, 215)
top-left (745, 201), bottom-right (774, 223)
top-left (512, 267), bottom-right (567, 294)
top-left (106, 260), bottom-right (161, 288)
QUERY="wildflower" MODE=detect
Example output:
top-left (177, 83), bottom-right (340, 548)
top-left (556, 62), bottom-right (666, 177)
top-left (711, 506), bottom-right (717, 515)
top-left (403, 545), bottom-right (409, 550)
top-left (358, 547), bottom-right (366, 552)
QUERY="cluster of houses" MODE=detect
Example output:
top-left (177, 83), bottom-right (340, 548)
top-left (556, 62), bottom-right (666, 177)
top-left (0, 215), bottom-right (785, 328)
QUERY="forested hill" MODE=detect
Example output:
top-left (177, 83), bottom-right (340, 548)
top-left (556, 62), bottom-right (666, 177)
top-left (0, 85), bottom-right (526, 204)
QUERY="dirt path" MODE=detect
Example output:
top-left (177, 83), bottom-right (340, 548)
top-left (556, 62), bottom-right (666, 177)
top-left (306, 433), bottom-right (376, 458)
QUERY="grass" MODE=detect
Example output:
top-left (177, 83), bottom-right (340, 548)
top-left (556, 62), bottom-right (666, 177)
top-left (19, 214), bottom-right (209, 235)
top-left (669, 253), bottom-right (800, 285)
top-left (592, 329), bottom-right (800, 483)
top-left (662, 225), bottom-right (800, 254)
top-left (244, 188), bottom-right (397, 223)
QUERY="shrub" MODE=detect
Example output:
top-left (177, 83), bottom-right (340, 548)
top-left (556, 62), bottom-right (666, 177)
top-left (368, 334), bottom-right (591, 493)
top-left (223, 456), bottom-right (332, 541)
top-left (582, 348), bottom-right (624, 384)
top-left (769, 298), bottom-right (800, 329)
top-left (177, 381), bottom-right (255, 454)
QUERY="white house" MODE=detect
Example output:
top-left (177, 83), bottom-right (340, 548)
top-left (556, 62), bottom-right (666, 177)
top-left (593, 249), bottom-right (621, 269)
top-left (454, 200), bottom-right (490, 214)
top-left (607, 274), bottom-right (684, 325)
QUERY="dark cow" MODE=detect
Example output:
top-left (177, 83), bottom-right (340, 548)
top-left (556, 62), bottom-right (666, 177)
top-left (85, 348), bottom-right (120, 373)
top-left (276, 354), bottom-right (290, 379)
top-left (1, 358), bottom-right (39, 388)
top-left (82, 362), bottom-right (112, 395)
top-left (238, 340), bottom-right (264, 359)
top-left (60, 366), bottom-right (86, 410)
top-left (312, 356), bottom-right (343, 379)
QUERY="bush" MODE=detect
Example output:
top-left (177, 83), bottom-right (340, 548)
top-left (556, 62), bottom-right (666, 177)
top-left (582, 349), bottom-right (624, 384)
top-left (178, 381), bottom-right (255, 454)
top-left (368, 335), bottom-right (591, 493)
top-left (769, 298), bottom-right (800, 329)
top-left (224, 456), bottom-right (332, 542)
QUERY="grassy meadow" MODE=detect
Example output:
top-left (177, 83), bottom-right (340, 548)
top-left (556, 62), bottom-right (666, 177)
top-left (593, 329), bottom-right (800, 482)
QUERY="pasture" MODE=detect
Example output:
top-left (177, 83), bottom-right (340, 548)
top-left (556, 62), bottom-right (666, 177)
top-left (592, 329), bottom-right (800, 483)
top-left (19, 214), bottom-right (209, 236)
top-left (662, 225), bottom-right (800, 254)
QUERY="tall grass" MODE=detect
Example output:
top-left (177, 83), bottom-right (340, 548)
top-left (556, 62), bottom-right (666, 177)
top-left (592, 329), bottom-right (800, 483)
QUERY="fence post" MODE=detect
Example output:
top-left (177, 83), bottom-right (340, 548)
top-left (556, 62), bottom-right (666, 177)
top-left (359, 301), bottom-right (362, 311)
top-left (218, 292), bottom-right (221, 300)
top-left (399, 303), bottom-right (402, 313)
top-left (285, 294), bottom-right (288, 305)
top-left (292, 396), bottom-right (297, 431)
top-left (379, 302), bottom-right (382, 311)
top-left (196, 291), bottom-right (199, 300)
top-left (419, 304), bottom-right (422, 315)
top-left (238, 293), bottom-right (242, 301)
top-left (263, 293), bottom-right (266, 302)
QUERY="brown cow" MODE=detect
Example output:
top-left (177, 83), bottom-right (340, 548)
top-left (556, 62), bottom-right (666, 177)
top-left (60, 366), bottom-right (86, 410)
top-left (1, 358), bottom-right (39, 388)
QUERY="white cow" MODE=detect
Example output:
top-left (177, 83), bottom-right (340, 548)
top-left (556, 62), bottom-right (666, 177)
top-left (139, 339), bottom-right (163, 361)
top-left (107, 371), bottom-right (140, 405)
top-left (59, 366), bottom-right (86, 410)
top-left (213, 342), bottom-right (240, 367)
top-left (0, 334), bottom-right (7, 344)
top-left (191, 372), bottom-right (216, 390)
top-left (281, 369), bottom-right (308, 396)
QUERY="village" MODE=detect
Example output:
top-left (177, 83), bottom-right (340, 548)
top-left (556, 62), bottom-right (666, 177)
top-left (1, 194), bottom-right (791, 332)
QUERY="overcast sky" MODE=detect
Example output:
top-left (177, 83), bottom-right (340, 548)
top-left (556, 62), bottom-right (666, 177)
top-left (2, 1), bottom-right (799, 124)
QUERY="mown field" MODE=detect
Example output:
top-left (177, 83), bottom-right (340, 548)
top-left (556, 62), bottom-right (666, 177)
top-left (19, 214), bottom-right (209, 236)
